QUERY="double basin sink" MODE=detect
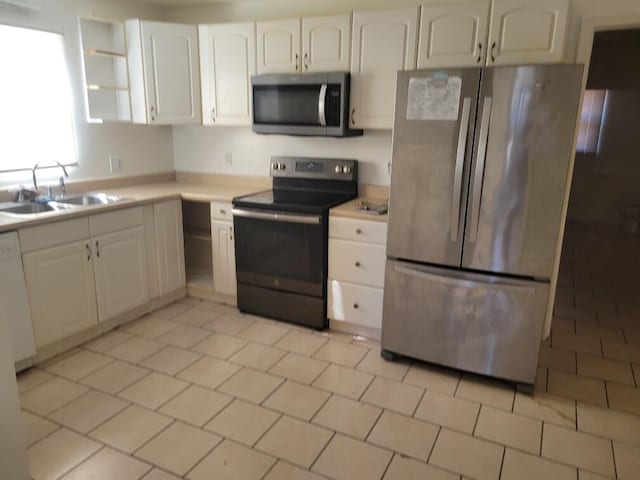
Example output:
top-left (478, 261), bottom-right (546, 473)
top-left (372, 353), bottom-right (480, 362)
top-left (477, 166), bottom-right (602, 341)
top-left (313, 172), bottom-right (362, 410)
top-left (0, 193), bottom-right (127, 217)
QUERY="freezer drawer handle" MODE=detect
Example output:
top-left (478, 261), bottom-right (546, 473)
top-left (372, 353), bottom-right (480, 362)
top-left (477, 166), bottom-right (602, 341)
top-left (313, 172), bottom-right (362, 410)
top-left (451, 97), bottom-right (472, 242)
top-left (231, 208), bottom-right (321, 225)
top-left (469, 96), bottom-right (492, 243)
top-left (394, 262), bottom-right (537, 294)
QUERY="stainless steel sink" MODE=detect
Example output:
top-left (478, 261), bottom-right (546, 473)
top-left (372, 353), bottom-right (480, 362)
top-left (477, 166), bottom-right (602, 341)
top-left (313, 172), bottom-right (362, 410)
top-left (56, 193), bottom-right (125, 206)
top-left (0, 203), bottom-right (57, 214)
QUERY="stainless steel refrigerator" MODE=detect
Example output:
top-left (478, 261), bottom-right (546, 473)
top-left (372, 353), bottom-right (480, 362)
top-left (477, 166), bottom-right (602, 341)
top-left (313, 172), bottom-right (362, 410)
top-left (382, 65), bottom-right (583, 386)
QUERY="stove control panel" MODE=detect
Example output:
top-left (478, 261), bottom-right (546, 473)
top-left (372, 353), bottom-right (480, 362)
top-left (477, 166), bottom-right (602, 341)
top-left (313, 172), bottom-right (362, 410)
top-left (270, 156), bottom-right (357, 181)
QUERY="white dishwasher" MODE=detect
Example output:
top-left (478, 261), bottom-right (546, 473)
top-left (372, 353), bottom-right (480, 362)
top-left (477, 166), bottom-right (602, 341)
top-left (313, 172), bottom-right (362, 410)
top-left (0, 232), bottom-right (36, 370)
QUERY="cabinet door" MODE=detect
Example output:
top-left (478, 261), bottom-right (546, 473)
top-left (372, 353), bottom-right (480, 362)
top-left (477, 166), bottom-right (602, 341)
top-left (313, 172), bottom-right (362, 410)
top-left (23, 241), bottom-right (98, 348)
top-left (141, 21), bottom-right (201, 124)
top-left (154, 200), bottom-right (186, 295)
top-left (487, 0), bottom-right (568, 65)
top-left (256, 18), bottom-right (301, 74)
top-left (93, 227), bottom-right (149, 322)
top-left (350, 8), bottom-right (419, 129)
top-left (418, 3), bottom-right (489, 68)
top-left (199, 22), bottom-right (256, 126)
top-left (301, 14), bottom-right (351, 72)
top-left (212, 220), bottom-right (237, 296)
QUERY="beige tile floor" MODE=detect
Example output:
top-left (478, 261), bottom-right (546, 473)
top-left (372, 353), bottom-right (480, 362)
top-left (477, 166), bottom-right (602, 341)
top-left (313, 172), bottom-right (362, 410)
top-left (18, 223), bottom-right (640, 480)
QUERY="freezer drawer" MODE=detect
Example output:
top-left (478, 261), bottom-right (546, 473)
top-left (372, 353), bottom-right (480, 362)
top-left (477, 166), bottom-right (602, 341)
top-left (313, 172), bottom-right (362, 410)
top-left (381, 260), bottom-right (549, 384)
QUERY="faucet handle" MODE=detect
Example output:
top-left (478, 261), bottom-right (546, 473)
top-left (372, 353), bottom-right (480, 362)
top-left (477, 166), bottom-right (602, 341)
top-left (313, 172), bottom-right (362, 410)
top-left (58, 176), bottom-right (66, 198)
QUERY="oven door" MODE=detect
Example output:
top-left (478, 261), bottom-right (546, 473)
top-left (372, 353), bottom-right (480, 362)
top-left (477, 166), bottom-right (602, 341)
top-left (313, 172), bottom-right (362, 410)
top-left (232, 208), bottom-right (325, 297)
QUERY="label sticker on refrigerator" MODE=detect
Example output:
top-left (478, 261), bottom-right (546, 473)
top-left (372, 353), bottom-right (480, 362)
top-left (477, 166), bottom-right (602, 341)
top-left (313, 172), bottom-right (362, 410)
top-left (406, 76), bottom-right (462, 121)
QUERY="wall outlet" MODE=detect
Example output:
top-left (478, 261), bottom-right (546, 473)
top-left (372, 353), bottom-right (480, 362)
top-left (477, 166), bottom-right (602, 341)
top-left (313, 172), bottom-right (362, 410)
top-left (224, 153), bottom-right (233, 166)
top-left (109, 157), bottom-right (122, 173)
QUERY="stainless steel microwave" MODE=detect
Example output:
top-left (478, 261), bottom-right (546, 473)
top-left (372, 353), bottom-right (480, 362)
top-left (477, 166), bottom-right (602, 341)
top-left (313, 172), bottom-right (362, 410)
top-left (251, 72), bottom-right (363, 137)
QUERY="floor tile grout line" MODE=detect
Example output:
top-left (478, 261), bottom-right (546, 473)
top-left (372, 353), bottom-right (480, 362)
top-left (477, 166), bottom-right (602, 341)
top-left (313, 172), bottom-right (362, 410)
top-left (307, 430), bottom-right (336, 474)
top-left (52, 444), bottom-right (108, 480)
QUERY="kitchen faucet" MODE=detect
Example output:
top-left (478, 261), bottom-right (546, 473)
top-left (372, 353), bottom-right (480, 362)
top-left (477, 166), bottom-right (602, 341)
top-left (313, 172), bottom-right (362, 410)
top-left (32, 161), bottom-right (69, 198)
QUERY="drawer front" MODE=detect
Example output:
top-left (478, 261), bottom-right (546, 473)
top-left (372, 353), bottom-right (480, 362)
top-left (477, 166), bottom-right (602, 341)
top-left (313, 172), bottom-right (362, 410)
top-left (211, 201), bottom-right (233, 221)
top-left (90, 206), bottom-right (144, 236)
top-left (329, 239), bottom-right (386, 287)
top-left (329, 216), bottom-right (387, 244)
top-left (328, 279), bottom-right (383, 329)
top-left (19, 217), bottom-right (90, 253)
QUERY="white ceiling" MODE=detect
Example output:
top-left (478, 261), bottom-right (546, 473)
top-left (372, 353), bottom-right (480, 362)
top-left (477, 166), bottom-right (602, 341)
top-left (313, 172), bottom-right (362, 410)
top-left (130, 0), bottom-right (254, 6)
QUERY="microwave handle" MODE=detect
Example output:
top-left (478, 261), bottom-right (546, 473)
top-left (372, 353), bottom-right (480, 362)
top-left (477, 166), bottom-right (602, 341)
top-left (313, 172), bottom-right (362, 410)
top-left (318, 84), bottom-right (327, 126)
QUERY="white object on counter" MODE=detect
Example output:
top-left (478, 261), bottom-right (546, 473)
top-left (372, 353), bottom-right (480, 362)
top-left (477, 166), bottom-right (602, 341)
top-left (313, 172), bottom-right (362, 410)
top-left (0, 232), bottom-right (36, 368)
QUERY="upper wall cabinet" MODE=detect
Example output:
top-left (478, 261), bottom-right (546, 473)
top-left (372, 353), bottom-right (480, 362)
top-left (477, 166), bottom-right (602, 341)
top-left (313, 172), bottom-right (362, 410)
top-left (126, 19), bottom-right (201, 125)
top-left (257, 15), bottom-right (351, 74)
top-left (199, 22), bottom-right (256, 126)
top-left (418, 3), bottom-right (489, 68)
top-left (256, 18), bottom-right (301, 73)
top-left (301, 14), bottom-right (351, 72)
top-left (487, 0), bottom-right (569, 65)
top-left (350, 7), bottom-right (419, 130)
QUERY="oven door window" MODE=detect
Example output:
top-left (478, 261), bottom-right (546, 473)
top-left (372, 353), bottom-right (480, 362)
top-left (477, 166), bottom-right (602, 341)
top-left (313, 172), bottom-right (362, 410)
top-left (234, 215), bottom-right (324, 296)
top-left (253, 84), bottom-right (342, 127)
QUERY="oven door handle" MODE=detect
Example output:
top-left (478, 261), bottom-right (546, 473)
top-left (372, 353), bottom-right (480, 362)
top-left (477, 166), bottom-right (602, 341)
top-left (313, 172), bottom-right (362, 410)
top-left (232, 208), bottom-right (321, 225)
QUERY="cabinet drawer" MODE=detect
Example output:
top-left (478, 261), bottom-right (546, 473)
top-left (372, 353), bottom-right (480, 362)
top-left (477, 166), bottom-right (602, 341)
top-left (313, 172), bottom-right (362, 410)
top-left (329, 216), bottom-right (387, 244)
top-left (329, 239), bottom-right (386, 287)
top-left (211, 201), bottom-right (233, 221)
top-left (90, 206), bottom-right (144, 236)
top-left (19, 217), bottom-right (90, 253)
top-left (328, 279), bottom-right (383, 329)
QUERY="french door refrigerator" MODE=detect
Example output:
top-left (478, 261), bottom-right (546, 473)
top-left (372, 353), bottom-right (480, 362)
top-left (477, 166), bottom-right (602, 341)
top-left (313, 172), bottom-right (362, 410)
top-left (382, 65), bottom-right (583, 386)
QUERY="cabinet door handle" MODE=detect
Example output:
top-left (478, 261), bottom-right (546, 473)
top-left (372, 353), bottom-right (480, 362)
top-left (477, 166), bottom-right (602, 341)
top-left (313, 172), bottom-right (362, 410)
top-left (211, 107), bottom-right (216, 122)
top-left (86, 243), bottom-right (92, 261)
top-left (477, 43), bottom-right (482, 63)
top-left (353, 303), bottom-right (359, 309)
top-left (229, 225), bottom-right (233, 241)
top-left (490, 42), bottom-right (496, 63)
top-left (355, 228), bottom-right (362, 234)
top-left (351, 108), bottom-right (355, 126)
top-left (304, 52), bottom-right (309, 70)
top-left (355, 261), bottom-right (361, 268)
top-left (295, 53), bottom-right (299, 71)
top-left (150, 105), bottom-right (156, 122)
top-left (95, 240), bottom-right (100, 258)
top-left (219, 208), bottom-right (226, 215)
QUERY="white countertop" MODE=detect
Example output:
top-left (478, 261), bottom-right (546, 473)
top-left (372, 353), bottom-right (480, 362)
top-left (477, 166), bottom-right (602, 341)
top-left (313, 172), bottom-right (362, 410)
top-left (330, 197), bottom-right (389, 223)
top-left (0, 181), bottom-right (265, 233)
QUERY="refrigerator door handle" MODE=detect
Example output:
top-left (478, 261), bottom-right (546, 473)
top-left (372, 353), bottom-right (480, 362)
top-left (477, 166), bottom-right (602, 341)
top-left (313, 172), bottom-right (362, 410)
top-left (393, 261), bottom-right (537, 294)
top-left (469, 96), bottom-right (492, 243)
top-left (451, 97), bottom-right (472, 242)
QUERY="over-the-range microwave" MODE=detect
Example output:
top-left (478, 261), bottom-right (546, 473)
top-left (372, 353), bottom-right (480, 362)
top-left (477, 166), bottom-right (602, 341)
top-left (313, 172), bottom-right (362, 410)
top-left (251, 72), bottom-right (363, 137)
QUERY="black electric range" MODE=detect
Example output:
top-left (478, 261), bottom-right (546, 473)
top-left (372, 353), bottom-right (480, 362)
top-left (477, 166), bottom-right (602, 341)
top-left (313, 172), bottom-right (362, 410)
top-left (232, 156), bottom-right (358, 329)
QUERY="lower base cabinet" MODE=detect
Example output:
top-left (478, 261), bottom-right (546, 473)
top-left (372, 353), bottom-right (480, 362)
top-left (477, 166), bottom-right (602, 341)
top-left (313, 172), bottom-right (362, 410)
top-left (93, 226), bottom-right (149, 322)
top-left (23, 240), bottom-right (98, 348)
top-left (212, 218), bottom-right (237, 297)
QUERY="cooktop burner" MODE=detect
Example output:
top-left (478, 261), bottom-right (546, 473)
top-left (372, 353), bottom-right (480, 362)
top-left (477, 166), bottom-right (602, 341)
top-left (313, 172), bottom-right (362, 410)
top-left (233, 156), bottom-right (359, 214)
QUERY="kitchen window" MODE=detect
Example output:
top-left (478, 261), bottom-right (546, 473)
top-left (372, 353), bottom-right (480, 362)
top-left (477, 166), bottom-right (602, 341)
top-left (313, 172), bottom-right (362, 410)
top-left (0, 24), bottom-right (76, 173)
top-left (576, 89), bottom-right (607, 155)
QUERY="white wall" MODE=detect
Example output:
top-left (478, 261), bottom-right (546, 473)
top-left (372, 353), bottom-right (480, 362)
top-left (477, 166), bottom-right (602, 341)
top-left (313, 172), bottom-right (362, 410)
top-left (0, 0), bottom-right (174, 189)
top-left (173, 127), bottom-right (393, 185)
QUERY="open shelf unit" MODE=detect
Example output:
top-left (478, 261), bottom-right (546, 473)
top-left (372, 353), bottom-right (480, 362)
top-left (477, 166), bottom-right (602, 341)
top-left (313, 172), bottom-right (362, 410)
top-left (78, 17), bottom-right (131, 123)
top-left (183, 201), bottom-right (214, 293)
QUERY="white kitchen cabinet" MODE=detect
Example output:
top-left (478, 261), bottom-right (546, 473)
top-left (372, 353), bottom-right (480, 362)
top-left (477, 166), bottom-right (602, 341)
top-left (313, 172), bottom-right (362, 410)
top-left (301, 14), bottom-right (351, 72)
top-left (328, 216), bottom-right (388, 335)
top-left (418, 3), bottom-right (489, 68)
top-left (256, 18), bottom-right (301, 74)
top-left (154, 199), bottom-right (186, 296)
top-left (487, 0), bottom-right (568, 65)
top-left (212, 219), bottom-right (237, 297)
top-left (350, 7), bottom-right (419, 129)
top-left (126, 19), bottom-right (201, 124)
top-left (23, 241), bottom-right (98, 348)
top-left (93, 227), bottom-right (149, 322)
top-left (199, 22), bottom-right (256, 125)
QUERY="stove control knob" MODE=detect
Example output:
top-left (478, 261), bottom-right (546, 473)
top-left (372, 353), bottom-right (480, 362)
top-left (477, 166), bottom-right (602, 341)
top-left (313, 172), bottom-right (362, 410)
top-left (279, 163), bottom-right (286, 170)
top-left (272, 163), bottom-right (278, 170)
top-left (342, 165), bottom-right (352, 174)
top-left (334, 165), bottom-right (342, 174)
